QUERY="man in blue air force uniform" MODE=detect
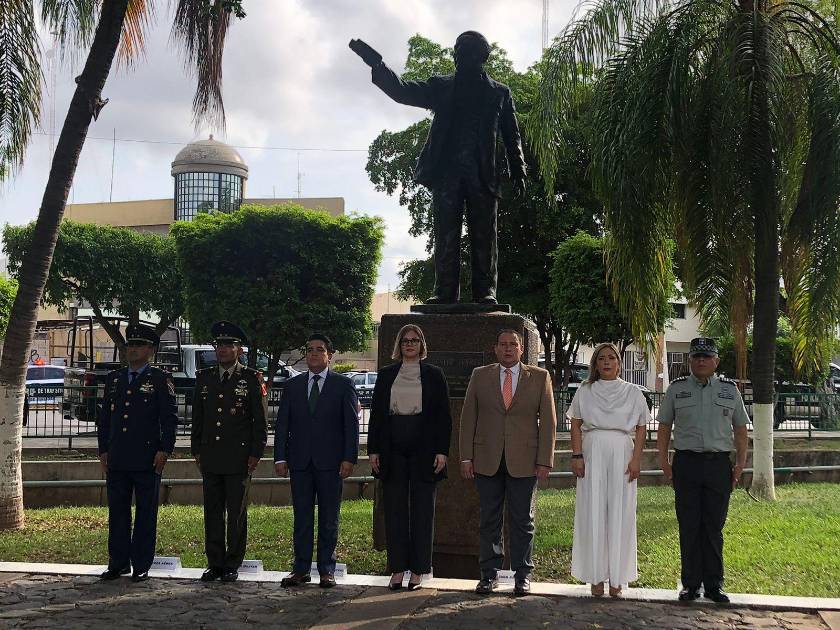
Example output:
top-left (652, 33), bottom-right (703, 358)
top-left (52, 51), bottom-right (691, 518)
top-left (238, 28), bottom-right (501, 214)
top-left (98, 323), bottom-right (177, 582)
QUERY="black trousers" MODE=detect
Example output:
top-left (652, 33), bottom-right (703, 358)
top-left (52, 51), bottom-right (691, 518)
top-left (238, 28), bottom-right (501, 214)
top-left (290, 463), bottom-right (343, 575)
top-left (672, 450), bottom-right (732, 591)
top-left (432, 167), bottom-right (498, 301)
top-left (202, 471), bottom-right (249, 570)
top-left (474, 456), bottom-right (538, 580)
top-left (106, 469), bottom-right (160, 574)
top-left (383, 414), bottom-right (437, 574)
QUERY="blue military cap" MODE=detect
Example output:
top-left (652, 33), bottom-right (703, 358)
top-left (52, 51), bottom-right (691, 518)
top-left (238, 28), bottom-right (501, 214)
top-left (211, 321), bottom-right (248, 346)
top-left (689, 337), bottom-right (718, 357)
top-left (125, 323), bottom-right (159, 346)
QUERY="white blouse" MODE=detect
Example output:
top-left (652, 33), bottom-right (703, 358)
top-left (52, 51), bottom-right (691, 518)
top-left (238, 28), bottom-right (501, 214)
top-left (567, 378), bottom-right (651, 433)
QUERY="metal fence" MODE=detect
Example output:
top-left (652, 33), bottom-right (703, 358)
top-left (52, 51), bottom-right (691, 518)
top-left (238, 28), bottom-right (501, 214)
top-left (554, 389), bottom-right (840, 438)
top-left (21, 385), bottom-right (372, 445)
top-left (20, 385), bottom-right (840, 444)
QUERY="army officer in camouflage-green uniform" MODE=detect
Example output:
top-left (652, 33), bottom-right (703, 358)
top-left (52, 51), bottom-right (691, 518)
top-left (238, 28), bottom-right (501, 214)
top-left (657, 337), bottom-right (749, 604)
top-left (191, 321), bottom-right (267, 583)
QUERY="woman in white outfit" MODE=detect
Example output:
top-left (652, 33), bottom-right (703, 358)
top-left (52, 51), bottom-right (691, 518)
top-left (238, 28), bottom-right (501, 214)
top-left (567, 343), bottom-right (650, 597)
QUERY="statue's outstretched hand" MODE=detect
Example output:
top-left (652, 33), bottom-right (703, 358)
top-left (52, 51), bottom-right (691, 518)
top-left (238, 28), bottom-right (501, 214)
top-left (349, 39), bottom-right (383, 68)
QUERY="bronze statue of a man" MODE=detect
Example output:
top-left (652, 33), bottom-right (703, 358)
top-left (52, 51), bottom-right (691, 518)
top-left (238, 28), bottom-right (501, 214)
top-left (350, 31), bottom-right (527, 305)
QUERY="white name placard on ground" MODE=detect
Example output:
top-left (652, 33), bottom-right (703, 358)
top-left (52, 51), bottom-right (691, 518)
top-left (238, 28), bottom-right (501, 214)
top-left (497, 570), bottom-right (516, 585)
top-left (311, 562), bottom-right (346, 578)
top-left (240, 560), bottom-right (263, 574)
top-left (151, 556), bottom-right (182, 572)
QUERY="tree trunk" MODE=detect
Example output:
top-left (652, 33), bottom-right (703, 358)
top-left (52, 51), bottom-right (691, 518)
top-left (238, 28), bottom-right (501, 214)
top-left (0, 0), bottom-right (130, 530)
top-left (747, 11), bottom-right (779, 501)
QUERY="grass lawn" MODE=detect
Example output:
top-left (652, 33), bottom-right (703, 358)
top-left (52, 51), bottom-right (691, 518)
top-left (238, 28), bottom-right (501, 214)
top-left (1, 483), bottom-right (838, 597)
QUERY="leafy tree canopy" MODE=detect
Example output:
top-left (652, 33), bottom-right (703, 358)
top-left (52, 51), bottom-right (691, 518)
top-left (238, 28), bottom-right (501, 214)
top-left (0, 276), bottom-right (18, 339)
top-left (171, 204), bottom-right (384, 382)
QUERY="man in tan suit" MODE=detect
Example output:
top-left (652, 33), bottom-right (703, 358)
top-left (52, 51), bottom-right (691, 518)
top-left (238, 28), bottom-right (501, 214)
top-left (460, 329), bottom-right (557, 596)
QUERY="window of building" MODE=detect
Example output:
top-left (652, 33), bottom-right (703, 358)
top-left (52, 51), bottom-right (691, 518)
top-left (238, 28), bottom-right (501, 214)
top-left (174, 172), bottom-right (243, 221)
top-left (670, 302), bottom-right (686, 319)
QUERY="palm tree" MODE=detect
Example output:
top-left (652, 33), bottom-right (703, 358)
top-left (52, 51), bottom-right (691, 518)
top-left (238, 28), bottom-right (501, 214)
top-left (532, 0), bottom-right (840, 500)
top-left (0, 0), bottom-right (244, 529)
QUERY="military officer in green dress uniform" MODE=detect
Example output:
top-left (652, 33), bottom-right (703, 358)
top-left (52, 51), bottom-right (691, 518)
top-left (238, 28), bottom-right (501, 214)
top-left (657, 337), bottom-right (749, 603)
top-left (98, 323), bottom-right (177, 583)
top-left (191, 321), bottom-right (268, 583)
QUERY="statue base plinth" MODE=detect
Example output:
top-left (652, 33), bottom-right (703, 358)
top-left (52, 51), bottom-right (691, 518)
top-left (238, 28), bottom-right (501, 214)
top-left (411, 302), bottom-right (511, 315)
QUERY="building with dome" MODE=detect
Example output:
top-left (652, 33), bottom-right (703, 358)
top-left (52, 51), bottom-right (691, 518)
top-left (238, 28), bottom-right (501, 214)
top-left (64, 135), bottom-right (344, 231)
top-left (171, 135), bottom-right (248, 220)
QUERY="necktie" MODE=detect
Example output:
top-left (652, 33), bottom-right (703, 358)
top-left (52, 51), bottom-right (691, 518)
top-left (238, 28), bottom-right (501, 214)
top-left (222, 370), bottom-right (230, 384)
top-left (503, 368), bottom-right (513, 409)
top-left (129, 371), bottom-right (139, 384)
top-left (309, 374), bottom-right (320, 414)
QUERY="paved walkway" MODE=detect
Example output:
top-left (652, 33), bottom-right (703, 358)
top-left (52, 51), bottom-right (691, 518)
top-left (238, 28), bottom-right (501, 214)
top-left (1, 569), bottom-right (838, 629)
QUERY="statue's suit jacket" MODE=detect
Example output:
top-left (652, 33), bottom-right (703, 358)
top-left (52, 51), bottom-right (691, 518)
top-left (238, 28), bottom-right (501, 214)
top-left (460, 363), bottom-right (557, 478)
top-left (371, 63), bottom-right (526, 197)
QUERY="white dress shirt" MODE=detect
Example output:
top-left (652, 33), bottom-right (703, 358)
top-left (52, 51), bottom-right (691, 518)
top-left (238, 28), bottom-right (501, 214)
top-left (308, 368), bottom-right (329, 395)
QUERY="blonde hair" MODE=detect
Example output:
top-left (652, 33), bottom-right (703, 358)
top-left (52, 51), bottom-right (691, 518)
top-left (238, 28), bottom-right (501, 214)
top-left (390, 324), bottom-right (429, 361)
top-left (585, 342), bottom-right (623, 384)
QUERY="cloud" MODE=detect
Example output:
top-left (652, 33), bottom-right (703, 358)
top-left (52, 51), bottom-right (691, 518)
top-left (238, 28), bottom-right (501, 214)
top-left (0, 1), bottom-right (572, 291)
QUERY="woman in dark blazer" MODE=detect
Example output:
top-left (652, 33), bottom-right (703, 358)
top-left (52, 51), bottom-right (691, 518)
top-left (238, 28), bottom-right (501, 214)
top-left (368, 324), bottom-right (452, 591)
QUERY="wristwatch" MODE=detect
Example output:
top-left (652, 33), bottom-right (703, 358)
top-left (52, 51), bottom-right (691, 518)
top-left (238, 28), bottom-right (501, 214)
top-left (571, 453), bottom-right (583, 460)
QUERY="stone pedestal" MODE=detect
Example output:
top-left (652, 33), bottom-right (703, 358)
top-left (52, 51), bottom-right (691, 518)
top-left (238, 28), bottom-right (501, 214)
top-left (373, 308), bottom-right (539, 578)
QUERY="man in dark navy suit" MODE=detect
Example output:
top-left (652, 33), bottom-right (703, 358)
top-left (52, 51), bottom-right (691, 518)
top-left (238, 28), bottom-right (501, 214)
top-left (275, 333), bottom-right (359, 588)
top-left (98, 323), bottom-right (177, 582)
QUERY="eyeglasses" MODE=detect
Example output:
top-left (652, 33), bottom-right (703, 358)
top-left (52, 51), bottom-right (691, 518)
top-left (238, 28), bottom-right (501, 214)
top-left (213, 341), bottom-right (237, 348)
top-left (400, 338), bottom-right (421, 346)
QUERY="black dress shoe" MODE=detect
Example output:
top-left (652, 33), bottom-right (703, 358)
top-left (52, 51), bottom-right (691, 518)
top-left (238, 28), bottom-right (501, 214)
top-left (407, 578), bottom-right (422, 591)
top-left (319, 573), bottom-right (336, 588)
top-left (221, 569), bottom-right (239, 582)
top-left (678, 587), bottom-right (700, 601)
top-left (100, 566), bottom-right (130, 580)
top-left (514, 578), bottom-right (531, 596)
top-left (473, 295), bottom-right (498, 305)
top-left (200, 567), bottom-right (224, 582)
top-left (131, 571), bottom-right (149, 583)
top-left (704, 588), bottom-right (730, 603)
top-left (281, 572), bottom-right (311, 587)
top-left (475, 577), bottom-right (498, 595)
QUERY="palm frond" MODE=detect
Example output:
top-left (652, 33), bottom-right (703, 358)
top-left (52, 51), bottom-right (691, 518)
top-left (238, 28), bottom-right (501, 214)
top-left (116, 0), bottom-right (154, 68)
top-left (39, 0), bottom-right (98, 60)
top-left (170, 0), bottom-right (234, 129)
top-left (0, 0), bottom-right (41, 180)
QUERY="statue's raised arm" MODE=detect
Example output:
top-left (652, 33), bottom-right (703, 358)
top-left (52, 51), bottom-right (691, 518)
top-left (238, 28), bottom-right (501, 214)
top-left (349, 39), bottom-right (382, 68)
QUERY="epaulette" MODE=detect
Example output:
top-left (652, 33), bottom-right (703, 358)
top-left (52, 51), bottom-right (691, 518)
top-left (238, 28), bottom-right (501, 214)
top-left (671, 376), bottom-right (688, 383)
top-left (719, 377), bottom-right (737, 385)
top-left (196, 367), bottom-right (215, 376)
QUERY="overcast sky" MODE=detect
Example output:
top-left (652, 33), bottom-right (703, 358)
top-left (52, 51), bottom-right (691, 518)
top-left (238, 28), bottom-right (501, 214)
top-left (0, 0), bottom-right (579, 291)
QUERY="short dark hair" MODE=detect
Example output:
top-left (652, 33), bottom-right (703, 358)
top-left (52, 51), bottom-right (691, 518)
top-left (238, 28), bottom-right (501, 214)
top-left (307, 333), bottom-right (334, 353)
top-left (495, 329), bottom-right (522, 345)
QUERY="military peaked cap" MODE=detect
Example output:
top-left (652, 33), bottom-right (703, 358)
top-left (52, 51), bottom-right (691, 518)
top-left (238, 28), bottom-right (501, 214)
top-left (125, 323), bottom-right (159, 346)
top-left (211, 321), bottom-right (248, 345)
top-left (689, 337), bottom-right (718, 357)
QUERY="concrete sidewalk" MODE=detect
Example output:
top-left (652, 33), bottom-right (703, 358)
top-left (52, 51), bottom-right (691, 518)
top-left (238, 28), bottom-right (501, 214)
top-left (1, 562), bottom-right (839, 629)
